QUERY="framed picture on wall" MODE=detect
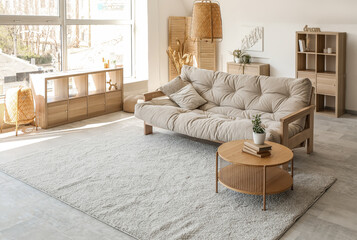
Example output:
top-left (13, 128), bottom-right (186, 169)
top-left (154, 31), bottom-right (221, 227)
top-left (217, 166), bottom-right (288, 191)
top-left (241, 26), bottom-right (264, 52)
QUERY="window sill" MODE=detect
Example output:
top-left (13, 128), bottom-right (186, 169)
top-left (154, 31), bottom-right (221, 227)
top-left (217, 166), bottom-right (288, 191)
top-left (124, 77), bottom-right (148, 84)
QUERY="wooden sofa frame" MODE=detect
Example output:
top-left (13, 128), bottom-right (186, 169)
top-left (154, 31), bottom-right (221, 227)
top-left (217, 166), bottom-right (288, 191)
top-left (141, 89), bottom-right (314, 154)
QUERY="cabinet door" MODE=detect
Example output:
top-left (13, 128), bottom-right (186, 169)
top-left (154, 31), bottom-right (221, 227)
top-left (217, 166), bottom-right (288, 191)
top-left (227, 64), bottom-right (243, 75)
top-left (242, 65), bottom-right (259, 76)
top-left (88, 94), bottom-right (106, 116)
top-left (106, 91), bottom-right (122, 112)
top-left (68, 97), bottom-right (87, 121)
top-left (297, 71), bottom-right (316, 89)
top-left (317, 74), bottom-right (336, 96)
top-left (47, 101), bottom-right (68, 127)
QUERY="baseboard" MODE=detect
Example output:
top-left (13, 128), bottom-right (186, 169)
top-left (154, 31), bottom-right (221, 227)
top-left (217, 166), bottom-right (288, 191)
top-left (318, 106), bottom-right (357, 116)
top-left (346, 109), bottom-right (357, 115)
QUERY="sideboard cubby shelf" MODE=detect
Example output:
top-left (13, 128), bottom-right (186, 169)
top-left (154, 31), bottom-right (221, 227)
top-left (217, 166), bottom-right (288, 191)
top-left (295, 31), bottom-right (346, 117)
top-left (31, 68), bottom-right (124, 129)
top-left (46, 77), bottom-right (68, 103)
top-left (106, 70), bottom-right (123, 92)
top-left (69, 75), bottom-right (87, 98)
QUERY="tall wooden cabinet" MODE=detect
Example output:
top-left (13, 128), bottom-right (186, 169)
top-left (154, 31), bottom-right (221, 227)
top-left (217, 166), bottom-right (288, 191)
top-left (295, 31), bottom-right (346, 117)
top-left (168, 16), bottom-right (216, 80)
top-left (30, 68), bottom-right (123, 129)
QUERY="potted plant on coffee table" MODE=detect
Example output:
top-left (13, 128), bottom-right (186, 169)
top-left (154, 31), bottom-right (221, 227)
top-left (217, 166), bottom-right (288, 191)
top-left (252, 114), bottom-right (266, 145)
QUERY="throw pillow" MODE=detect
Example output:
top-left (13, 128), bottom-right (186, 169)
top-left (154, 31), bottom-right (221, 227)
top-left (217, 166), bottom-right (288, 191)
top-left (169, 84), bottom-right (207, 110)
top-left (160, 76), bottom-right (187, 96)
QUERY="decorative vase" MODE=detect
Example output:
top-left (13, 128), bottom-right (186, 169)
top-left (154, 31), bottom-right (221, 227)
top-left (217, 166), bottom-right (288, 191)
top-left (234, 56), bottom-right (240, 63)
top-left (253, 132), bottom-right (266, 145)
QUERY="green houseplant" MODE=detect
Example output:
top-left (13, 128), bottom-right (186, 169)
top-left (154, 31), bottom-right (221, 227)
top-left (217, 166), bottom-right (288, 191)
top-left (241, 54), bottom-right (251, 64)
top-left (232, 49), bottom-right (245, 63)
top-left (252, 114), bottom-right (266, 144)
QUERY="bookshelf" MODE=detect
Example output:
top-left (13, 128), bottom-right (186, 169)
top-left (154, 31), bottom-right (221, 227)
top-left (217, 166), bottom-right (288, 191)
top-left (296, 31), bottom-right (346, 117)
top-left (31, 68), bottom-right (123, 128)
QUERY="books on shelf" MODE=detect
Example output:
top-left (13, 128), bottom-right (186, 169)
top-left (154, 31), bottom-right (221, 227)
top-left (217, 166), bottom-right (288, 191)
top-left (242, 140), bottom-right (272, 158)
top-left (298, 39), bottom-right (306, 52)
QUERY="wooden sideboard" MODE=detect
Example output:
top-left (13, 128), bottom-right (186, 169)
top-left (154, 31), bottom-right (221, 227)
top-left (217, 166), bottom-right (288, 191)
top-left (227, 62), bottom-right (270, 76)
top-left (30, 68), bottom-right (123, 129)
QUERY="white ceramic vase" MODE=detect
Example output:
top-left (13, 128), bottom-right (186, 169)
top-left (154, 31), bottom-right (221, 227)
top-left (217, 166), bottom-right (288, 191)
top-left (253, 132), bottom-right (266, 145)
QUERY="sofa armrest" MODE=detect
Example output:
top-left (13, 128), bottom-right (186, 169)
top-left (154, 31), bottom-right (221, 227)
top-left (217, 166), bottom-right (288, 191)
top-left (143, 91), bottom-right (165, 101)
top-left (280, 105), bottom-right (314, 152)
top-left (280, 105), bottom-right (315, 124)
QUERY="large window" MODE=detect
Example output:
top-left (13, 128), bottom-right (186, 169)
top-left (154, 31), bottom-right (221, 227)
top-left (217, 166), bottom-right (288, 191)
top-left (66, 0), bottom-right (131, 19)
top-left (0, 0), bottom-right (59, 16)
top-left (0, 0), bottom-right (134, 96)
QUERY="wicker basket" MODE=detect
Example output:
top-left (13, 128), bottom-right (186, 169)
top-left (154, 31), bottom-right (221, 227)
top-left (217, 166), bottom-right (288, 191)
top-left (2, 87), bottom-right (37, 136)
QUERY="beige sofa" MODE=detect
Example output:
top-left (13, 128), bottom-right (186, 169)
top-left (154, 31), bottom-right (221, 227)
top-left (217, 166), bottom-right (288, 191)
top-left (135, 66), bottom-right (314, 153)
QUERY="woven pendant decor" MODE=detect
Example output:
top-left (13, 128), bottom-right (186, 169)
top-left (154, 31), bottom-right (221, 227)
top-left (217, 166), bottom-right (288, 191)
top-left (191, 0), bottom-right (222, 41)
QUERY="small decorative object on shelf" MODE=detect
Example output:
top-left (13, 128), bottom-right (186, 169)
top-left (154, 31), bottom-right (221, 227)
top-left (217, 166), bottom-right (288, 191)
top-left (102, 58), bottom-right (110, 68)
top-left (106, 79), bottom-right (118, 91)
top-left (111, 60), bottom-right (117, 68)
top-left (242, 140), bottom-right (272, 158)
top-left (241, 54), bottom-right (251, 64)
top-left (303, 25), bottom-right (321, 32)
top-left (232, 49), bottom-right (244, 63)
top-left (252, 114), bottom-right (266, 145)
top-left (231, 49), bottom-right (251, 64)
top-left (298, 39), bottom-right (306, 52)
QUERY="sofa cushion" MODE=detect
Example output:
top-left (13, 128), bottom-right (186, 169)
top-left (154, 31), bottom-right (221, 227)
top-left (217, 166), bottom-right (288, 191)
top-left (159, 76), bottom-right (187, 96)
top-left (135, 99), bottom-right (301, 143)
top-left (180, 65), bottom-right (312, 129)
top-left (169, 84), bottom-right (207, 110)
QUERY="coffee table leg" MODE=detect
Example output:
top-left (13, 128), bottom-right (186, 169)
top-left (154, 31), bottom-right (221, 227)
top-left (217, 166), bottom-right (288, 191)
top-left (263, 166), bottom-right (266, 211)
top-left (291, 158), bottom-right (294, 190)
top-left (216, 151), bottom-right (218, 193)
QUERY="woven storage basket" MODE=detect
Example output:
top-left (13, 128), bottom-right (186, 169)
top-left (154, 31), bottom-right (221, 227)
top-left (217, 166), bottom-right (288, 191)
top-left (3, 87), bottom-right (36, 135)
top-left (191, 0), bottom-right (222, 41)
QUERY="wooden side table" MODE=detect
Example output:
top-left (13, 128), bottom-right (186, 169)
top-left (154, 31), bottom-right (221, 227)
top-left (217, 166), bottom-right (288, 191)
top-left (216, 140), bottom-right (293, 210)
top-left (227, 62), bottom-right (270, 76)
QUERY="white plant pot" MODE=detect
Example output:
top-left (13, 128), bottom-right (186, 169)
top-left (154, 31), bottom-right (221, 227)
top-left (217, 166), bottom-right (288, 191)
top-left (253, 132), bottom-right (266, 145)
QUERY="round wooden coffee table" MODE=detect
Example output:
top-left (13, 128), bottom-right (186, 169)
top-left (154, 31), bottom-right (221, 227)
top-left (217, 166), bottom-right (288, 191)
top-left (216, 140), bottom-right (293, 210)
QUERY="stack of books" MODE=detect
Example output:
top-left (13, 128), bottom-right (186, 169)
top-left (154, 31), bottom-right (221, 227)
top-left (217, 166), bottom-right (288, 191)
top-left (242, 140), bottom-right (272, 158)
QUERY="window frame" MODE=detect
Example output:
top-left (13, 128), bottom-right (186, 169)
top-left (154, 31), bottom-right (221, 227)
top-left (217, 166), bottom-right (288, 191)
top-left (0, 0), bottom-right (135, 76)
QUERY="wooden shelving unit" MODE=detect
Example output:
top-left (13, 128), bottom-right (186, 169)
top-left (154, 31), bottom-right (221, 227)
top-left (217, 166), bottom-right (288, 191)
top-left (31, 68), bottom-right (123, 129)
top-left (295, 31), bottom-right (346, 117)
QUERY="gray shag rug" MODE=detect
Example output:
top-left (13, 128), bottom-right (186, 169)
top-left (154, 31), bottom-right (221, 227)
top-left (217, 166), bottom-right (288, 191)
top-left (0, 117), bottom-right (335, 240)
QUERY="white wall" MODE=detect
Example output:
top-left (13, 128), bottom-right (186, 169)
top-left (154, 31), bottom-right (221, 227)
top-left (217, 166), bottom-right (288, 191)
top-left (148, 0), bottom-right (357, 111)
top-left (147, 0), bottom-right (189, 90)
top-left (135, 0), bottom-right (149, 81)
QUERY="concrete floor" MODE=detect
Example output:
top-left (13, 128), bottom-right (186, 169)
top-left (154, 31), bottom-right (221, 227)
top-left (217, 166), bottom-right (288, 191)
top-left (0, 112), bottom-right (356, 240)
